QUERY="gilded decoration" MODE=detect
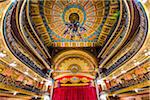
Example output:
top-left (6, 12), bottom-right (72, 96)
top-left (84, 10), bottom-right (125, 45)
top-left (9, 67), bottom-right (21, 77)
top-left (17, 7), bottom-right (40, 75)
top-left (52, 50), bottom-right (98, 80)
top-left (28, 0), bottom-right (120, 47)
top-left (0, 0), bottom-right (149, 98)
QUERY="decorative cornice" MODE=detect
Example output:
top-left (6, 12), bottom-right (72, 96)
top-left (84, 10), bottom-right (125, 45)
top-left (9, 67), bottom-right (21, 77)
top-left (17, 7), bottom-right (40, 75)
top-left (2, 2), bottom-right (46, 78)
top-left (98, 0), bottom-right (132, 67)
top-left (104, 1), bottom-right (148, 75)
top-left (19, 0), bottom-right (51, 69)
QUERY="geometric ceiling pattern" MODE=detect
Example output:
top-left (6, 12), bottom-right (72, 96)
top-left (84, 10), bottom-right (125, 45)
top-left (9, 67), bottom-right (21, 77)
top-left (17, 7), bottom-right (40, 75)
top-left (28, 0), bottom-right (120, 47)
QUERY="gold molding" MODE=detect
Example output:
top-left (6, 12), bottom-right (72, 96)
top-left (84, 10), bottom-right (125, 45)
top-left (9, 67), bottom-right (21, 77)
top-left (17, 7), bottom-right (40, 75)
top-left (53, 73), bottom-right (95, 80)
top-left (53, 49), bottom-right (97, 67)
top-left (99, 0), bottom-right (133, 68)
top-left (0, 83), bottom-right (38, 96)
top-left (60, 83), bottom-right (89, 87)
top-left (109, 80), bottom-right (150, 95)
top-left (0, 93), bottom-right (33, 99)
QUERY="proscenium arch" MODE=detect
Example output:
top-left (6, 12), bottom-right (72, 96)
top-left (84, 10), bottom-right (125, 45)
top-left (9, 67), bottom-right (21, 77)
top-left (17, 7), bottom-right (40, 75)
top-left (53, 50), bottom-right (98, 70)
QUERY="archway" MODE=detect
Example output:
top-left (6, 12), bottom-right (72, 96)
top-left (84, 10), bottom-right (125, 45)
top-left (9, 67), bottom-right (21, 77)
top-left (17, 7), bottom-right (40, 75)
top-left (52, 50), bottom-right (98, 100)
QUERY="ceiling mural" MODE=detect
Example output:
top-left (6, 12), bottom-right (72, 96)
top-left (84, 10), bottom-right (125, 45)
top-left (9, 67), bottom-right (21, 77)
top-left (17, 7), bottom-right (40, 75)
top-left (28, 0), bottom-right (120, 47)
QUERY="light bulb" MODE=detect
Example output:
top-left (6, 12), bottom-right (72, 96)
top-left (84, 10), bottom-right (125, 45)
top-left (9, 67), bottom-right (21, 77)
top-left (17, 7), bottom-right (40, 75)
top-left (0, 52), bottom-right (6, 58)
top-left (9, 62), bottom-right (17, 67)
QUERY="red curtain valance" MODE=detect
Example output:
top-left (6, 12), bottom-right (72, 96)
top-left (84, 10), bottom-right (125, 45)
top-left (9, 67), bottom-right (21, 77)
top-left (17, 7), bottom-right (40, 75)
top-left (52, 86), bottom-right (97, 100)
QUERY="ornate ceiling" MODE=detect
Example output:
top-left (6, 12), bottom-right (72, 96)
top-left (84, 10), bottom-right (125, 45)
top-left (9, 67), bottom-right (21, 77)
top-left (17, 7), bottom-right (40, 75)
top-left (0, 0), bottom-right (149, 98)
top-left (28, 0), bottom-right (120, 47)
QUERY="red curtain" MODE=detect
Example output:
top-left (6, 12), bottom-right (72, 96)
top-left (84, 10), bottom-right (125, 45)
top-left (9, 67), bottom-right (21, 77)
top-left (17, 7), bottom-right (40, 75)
top-left (52, 86), bottom-right (97, 100)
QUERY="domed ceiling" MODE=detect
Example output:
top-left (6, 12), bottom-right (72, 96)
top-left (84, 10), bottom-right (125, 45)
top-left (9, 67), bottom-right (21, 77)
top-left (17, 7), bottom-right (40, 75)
top-left (28, 0), bottom-right (120, 47)
top-left (1, 0), bottom-right (148, 81)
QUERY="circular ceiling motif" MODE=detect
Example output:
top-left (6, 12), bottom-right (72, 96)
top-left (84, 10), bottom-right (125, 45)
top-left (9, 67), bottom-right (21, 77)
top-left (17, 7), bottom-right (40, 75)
top-left (62, 4), bottom-right (86, 25)
top-left (28, 0), bottom-right (120, 47)
top-left (42, 1), bottom-right (104, 41)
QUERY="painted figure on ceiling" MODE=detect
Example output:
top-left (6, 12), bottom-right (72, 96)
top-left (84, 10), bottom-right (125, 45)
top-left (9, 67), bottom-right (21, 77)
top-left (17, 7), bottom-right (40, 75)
top-left (63, 13), bottom-right (86, 40)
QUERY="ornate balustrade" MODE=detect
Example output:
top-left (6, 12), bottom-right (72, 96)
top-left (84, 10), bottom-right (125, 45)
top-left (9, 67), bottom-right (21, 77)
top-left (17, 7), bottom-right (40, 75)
top-left (109, 72), bottom-right (150, 92)
top-left (0, 73), bottom-right (41, 94)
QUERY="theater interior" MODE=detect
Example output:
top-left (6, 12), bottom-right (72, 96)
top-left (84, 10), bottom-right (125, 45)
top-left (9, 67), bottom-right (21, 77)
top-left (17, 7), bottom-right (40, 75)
top-left (0, 0), bottom-right (149, 100)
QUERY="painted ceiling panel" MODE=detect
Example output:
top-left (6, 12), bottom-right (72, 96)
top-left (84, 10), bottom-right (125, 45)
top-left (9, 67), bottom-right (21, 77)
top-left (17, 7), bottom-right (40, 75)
top-left (28, 0), bottom-right (120, 47)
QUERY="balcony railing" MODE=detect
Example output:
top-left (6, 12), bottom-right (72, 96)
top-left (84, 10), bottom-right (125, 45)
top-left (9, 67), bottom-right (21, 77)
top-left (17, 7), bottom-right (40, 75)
top-left (109, 72), bottom-right (150, 92)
